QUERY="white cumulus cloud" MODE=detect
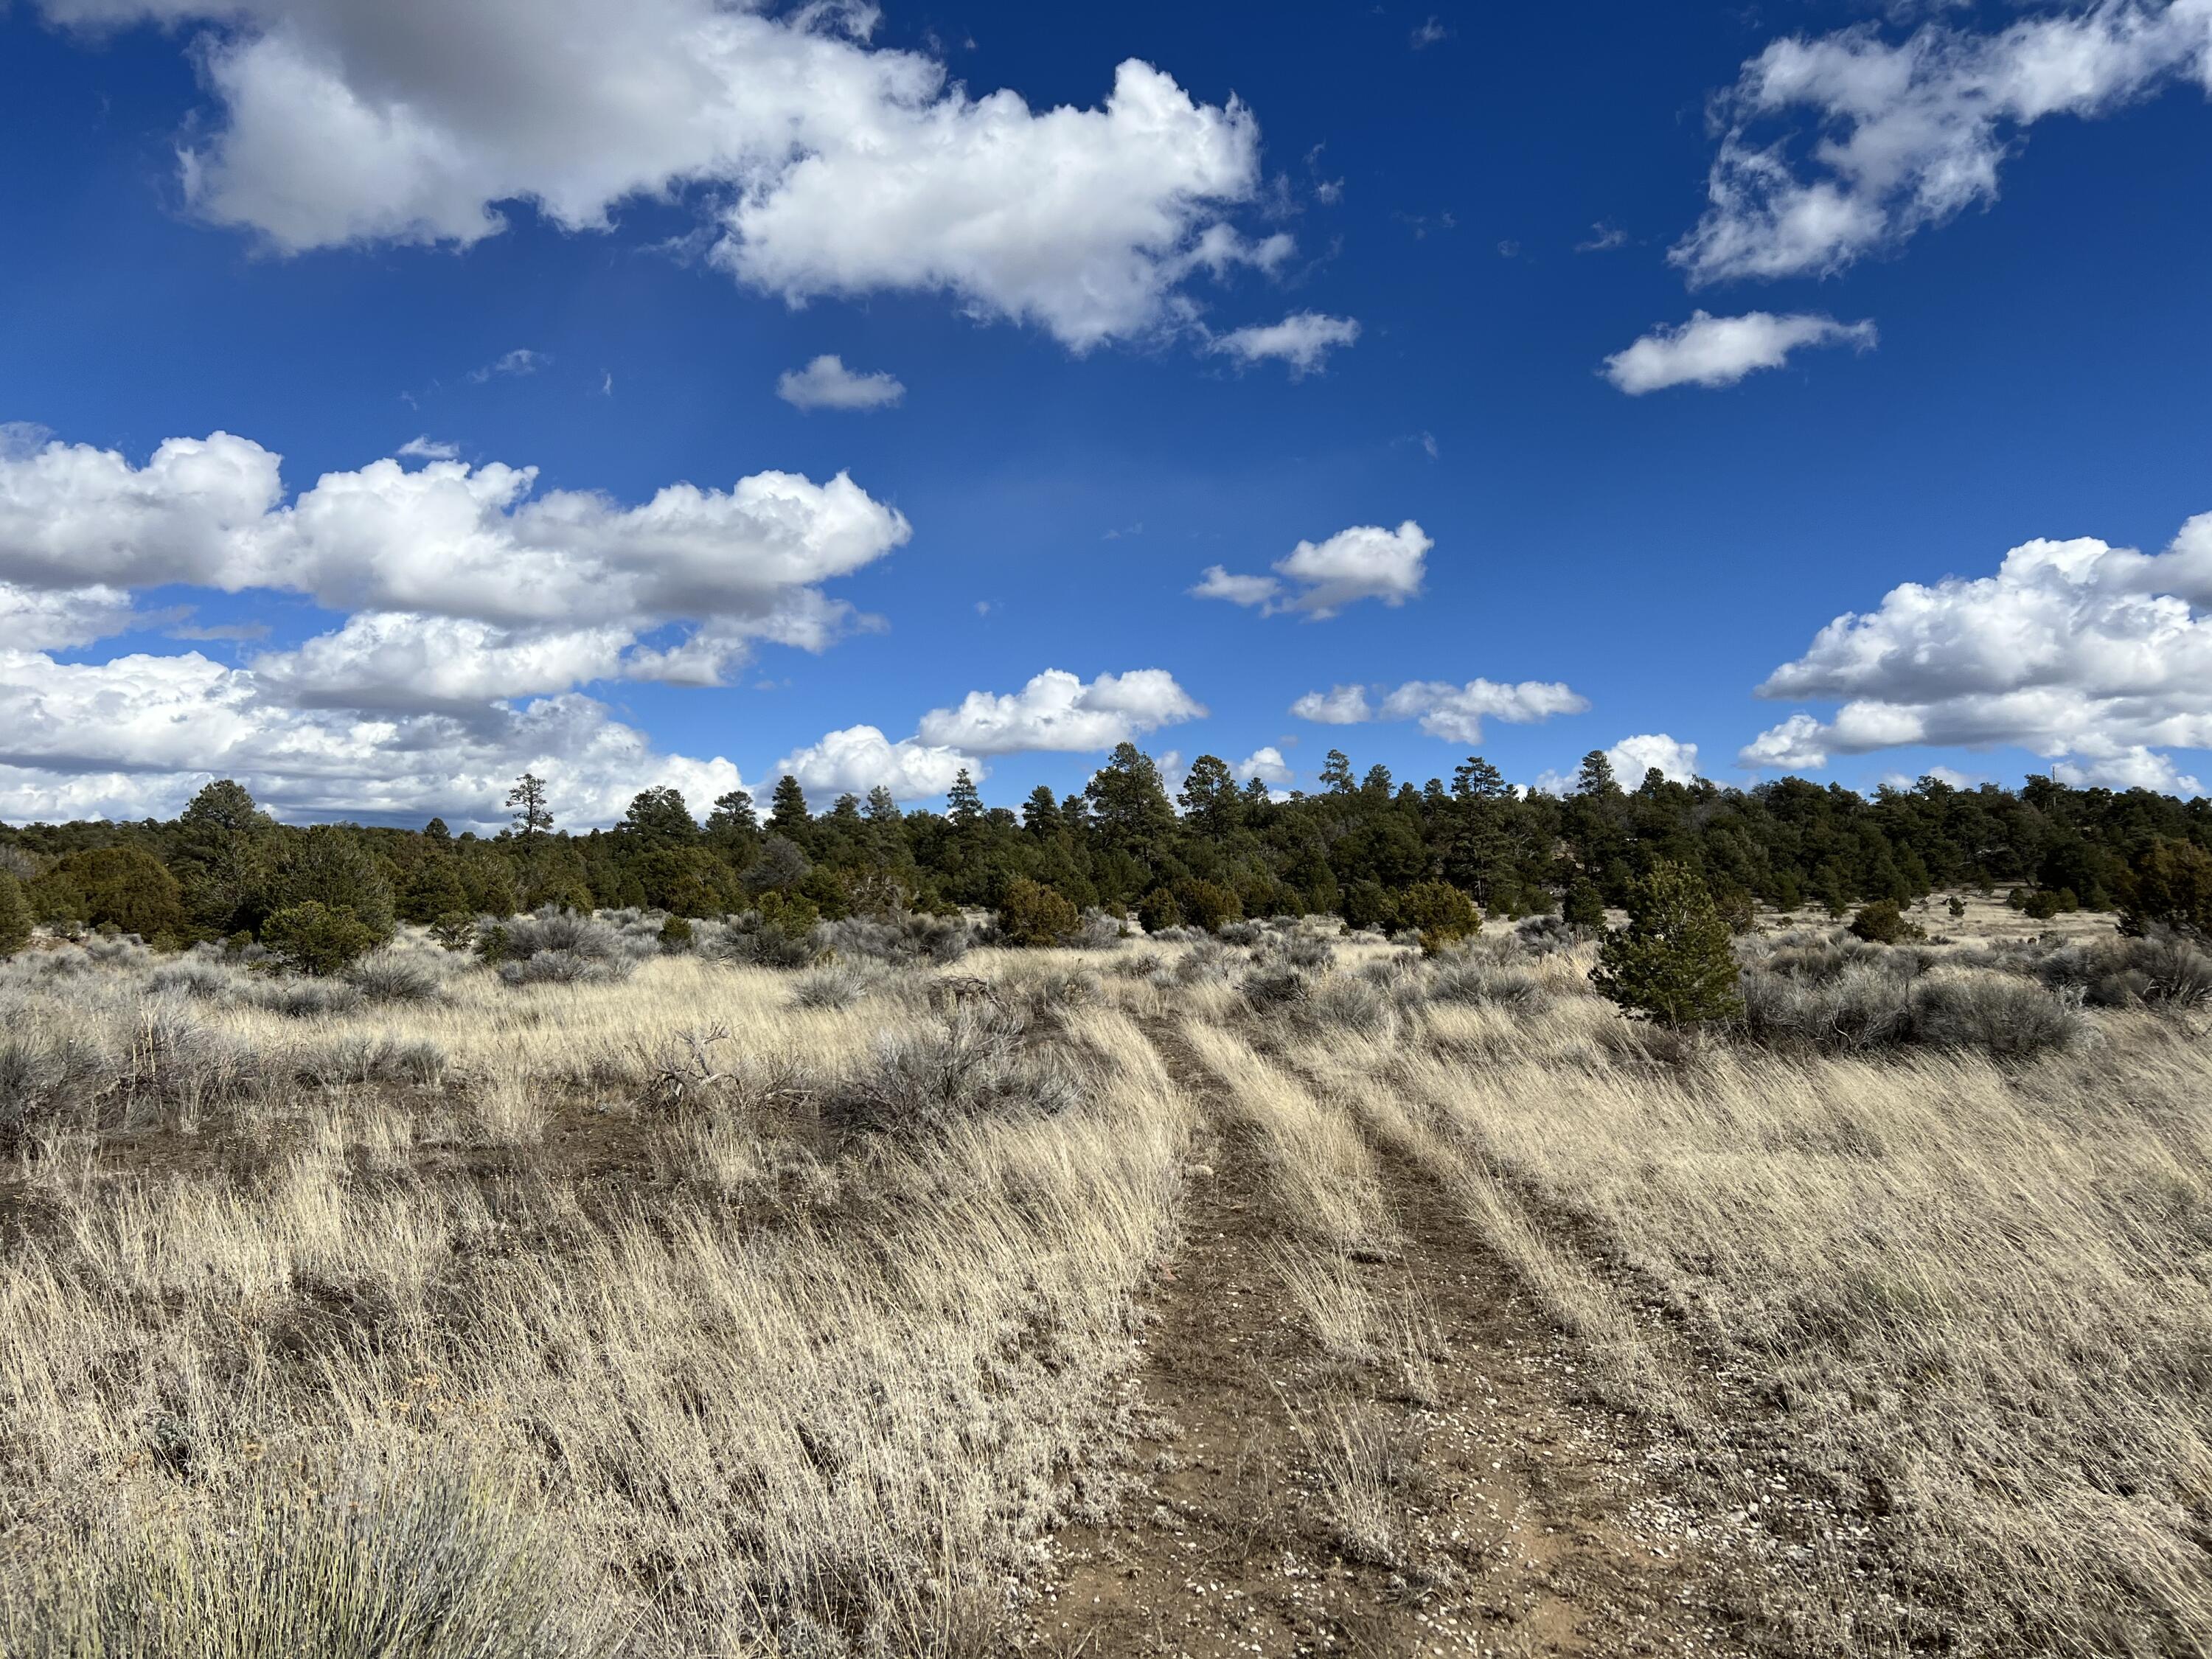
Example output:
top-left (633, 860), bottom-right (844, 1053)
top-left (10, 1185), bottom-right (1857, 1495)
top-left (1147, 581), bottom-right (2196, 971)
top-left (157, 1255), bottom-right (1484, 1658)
top-left (1234, 745), bottom-right (1295, 786)
top-left (1293, 678), bottom-right (1587, 744)
top-left (776, 355), bottom-right (906, 412)
top-left (1194, 520), bottom-right (1430, 619)
top-left (1607, 733), bottom-right (1702, 785)
top-left (0, 428), bottom-right (908, 704)
top-left (915, 668), bottom-right (1205, 754)
top-left (42, 1), bottom-right (1281, 352)
top-left (773, 725), bottom-right (978, 804)
top-left (1603, 310), bottom-right (1876, 394)
top-left (1674, 2), bottom-right (2212, 285)
top-left (1206, 311), bottom-right (1361, 375)
top-left (1740, 510), bottom-right (2212, 793)
top-left (0, 647), bottom-right (742, 829)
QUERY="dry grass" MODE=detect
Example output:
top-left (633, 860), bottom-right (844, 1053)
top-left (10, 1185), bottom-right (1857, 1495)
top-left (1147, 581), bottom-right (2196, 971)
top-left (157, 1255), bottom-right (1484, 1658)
top-left (0, 939), bottom-right (1192, 1656)
top-left (1, 911), bottom-right (2203, 1655)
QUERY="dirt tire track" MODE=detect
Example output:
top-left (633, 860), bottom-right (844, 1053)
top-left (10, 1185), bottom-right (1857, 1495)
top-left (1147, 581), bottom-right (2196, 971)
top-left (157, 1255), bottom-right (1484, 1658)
top-left (1013, 1015), bottom-right (1742, 1658)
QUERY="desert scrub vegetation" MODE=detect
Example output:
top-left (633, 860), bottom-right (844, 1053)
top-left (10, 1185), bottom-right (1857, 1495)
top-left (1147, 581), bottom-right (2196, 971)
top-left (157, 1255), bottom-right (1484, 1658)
top-left (0, 928), bottom-right (1197, 1655)
top-left (0, 898), bottom-right (2205, 1654)
top-left (1269, 920), bottom-right (2212, 1655)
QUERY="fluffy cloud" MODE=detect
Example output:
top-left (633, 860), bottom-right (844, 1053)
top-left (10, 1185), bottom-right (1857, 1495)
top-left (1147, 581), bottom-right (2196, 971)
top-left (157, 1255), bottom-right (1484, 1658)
top-left (0, 647), bottom-right (742, 828)
top-left (0, 428), bottom-right (908, 703)
top-left (1606, 733), bottom-right (1701, 785)
top-left (771, 667), bottom-right (1204, 804)
top-left (43, 1), bottom-right (1276, 350)
top-left (1287, 684), bottom-right (1374, 725)
top-left (1292, 678), bottom-right (1588, 743)
top-left (1534, 734), bottom-right (1700, 794)
top-left (1740, 512), bottom-right (2212, 793)
top-left (1602, 311), bottom-right (1876, 394)
top-left (1194, 520), bottom-right (1430, 619)
top-left (1675, 3), bottom-right (2212, 285)
top-left (776, 355), bottom-right (906, 413)
top-left (1235, 745), bottom-right (1295, 786)
top-left (0, 582), bottom-right (149, 651)
top-left (773, 725), bottom-right (978, 804)
top-left (916, 668), bottom-right (1205, 754)
top-left (1190, 566), bottom-right (1284, 608)
top-left (1206, 311), bottom-right (1361, 375)
top-left (0, 422), bottom-right (912, 824)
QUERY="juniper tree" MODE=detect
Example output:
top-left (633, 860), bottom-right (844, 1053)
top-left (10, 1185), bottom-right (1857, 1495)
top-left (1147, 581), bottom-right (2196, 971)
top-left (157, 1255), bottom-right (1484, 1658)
top-left (0, 871), bottom-right (28, 956)
top-left (1591, 861), bottom-right (1742, 1029)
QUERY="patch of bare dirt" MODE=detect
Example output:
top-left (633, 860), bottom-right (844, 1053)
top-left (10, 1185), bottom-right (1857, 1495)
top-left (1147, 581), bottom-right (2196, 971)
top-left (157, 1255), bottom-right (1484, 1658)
top-left (1011, 1020), bottom-right (1746, 1658)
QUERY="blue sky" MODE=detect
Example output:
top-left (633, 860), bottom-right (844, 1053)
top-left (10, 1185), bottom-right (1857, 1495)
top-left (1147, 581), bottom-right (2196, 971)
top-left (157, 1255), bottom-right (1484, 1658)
top-left (3, 0), bottom-right (2211, 827)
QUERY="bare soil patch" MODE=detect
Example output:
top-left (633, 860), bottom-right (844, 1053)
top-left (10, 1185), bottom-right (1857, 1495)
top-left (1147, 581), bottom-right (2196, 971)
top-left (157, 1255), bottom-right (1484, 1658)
top-left (1015, 1019), bottom-right (1745, 1658)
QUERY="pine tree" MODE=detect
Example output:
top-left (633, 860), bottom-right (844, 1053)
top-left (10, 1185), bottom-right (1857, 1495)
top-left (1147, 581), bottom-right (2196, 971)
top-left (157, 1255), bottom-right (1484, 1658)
top-left (1574, 751), bottom-right (1619, 796)
top-left (1319, 750), bottom-right (1356, 794)
top-left (622, 787), bottom-right (698, 844)
top-left (768, 776), bottom-right (812, 842)
top-left (1020, 785), bottom-right (1062, 836)
top-left (507, 773), bottom-right (553, 842)
top-left (1177, 755), bottom-right (1240, 836)
top-left (1591, 862), bottom-right (1742, 1029)
top-left (947, 770), bottom-right (984, 828)
top-left (1084, 744), bottom-right (1176, 862)
top-left (1452, 756), bottom-right (1509, 801)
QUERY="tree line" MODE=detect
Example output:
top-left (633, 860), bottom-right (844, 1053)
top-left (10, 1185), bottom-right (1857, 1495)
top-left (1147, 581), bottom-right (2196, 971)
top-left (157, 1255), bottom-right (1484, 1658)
top-left (2, 746), bottom-right (2210, 957)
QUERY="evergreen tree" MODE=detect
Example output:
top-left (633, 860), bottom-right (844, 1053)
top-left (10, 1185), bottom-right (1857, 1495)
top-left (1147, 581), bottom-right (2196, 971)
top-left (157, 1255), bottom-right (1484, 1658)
top-left (1591, 862), bottom-right (1742, 1029)
top-left (0, 870), bottom-right (29, 956)
top-left (507, 773), bottom-right (554, 842)
top-left (622, 787), bottom-right (699, 844)
top-left (1319, 750), bottom-right (1356, 793)
top-left (947, 770), bottom-right (985, 829)
top-left (1085, 744), bottom-right (1177, 864)
top-left (768, 776), bottom-right (813, 843)
top-left (1020, 785), bottom-right (1062, 836)
top-left (1177, 754), bottom-right (1241, 837)
top-left (422, 817), bottom-right (452, 844)
top-left (1575, 751), bottom-right (1620, 796)
top-left (1452, 755), bottom-right (1509, 801)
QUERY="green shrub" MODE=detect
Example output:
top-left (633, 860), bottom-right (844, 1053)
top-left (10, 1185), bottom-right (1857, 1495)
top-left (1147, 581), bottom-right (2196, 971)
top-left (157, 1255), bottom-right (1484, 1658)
top-left (260, 902), bottom-right (382, 977)
top-left (997, 878), bottom-right (1079, 947)
top-left (1136, 887), bottom-right (1182, 933)
top-left (1340, 879), bottom-right (1397, 933)
top-left (398, 857), bottom-right (471, 925)
top-left (1563, 882), bottom-right (1607, 930)
top-left (54, 846), bottom-right (185, 939)
top-left (429, 912), bottom-right (476, 951)
top-left (1849, 899), bottom-right (1924, 944)
top-left (1398, 880), bottom-right (1481, 954)
top-left (1170, 877), bottom-right (1242, 934)
top-left (1591, 861), bottom-right (1742, 1029)
top-left (0, 872), bottom-right (28, 957)
top-left (265, 827), bottom-right (396, 941)
top-left (2122, 839), bottom-right (2212, 939)
top-left (755, 889), bottom-right (821, 935)
top-left (2021, 887), bottom-right (2077, 921)
top-left (658, 915), bottom-right (695, 952)
top-left (1947, 894), bottom-right (1967, 919)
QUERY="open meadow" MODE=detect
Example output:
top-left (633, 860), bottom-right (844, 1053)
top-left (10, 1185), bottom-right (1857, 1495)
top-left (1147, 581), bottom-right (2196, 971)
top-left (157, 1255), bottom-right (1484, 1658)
top-left (0, 900), bottom-right (2208, 1658)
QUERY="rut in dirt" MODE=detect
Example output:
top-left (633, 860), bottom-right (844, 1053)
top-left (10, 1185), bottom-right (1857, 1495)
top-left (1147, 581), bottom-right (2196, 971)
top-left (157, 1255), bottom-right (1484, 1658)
top-left (1013, 1015), bottom-right (1742, 1658)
